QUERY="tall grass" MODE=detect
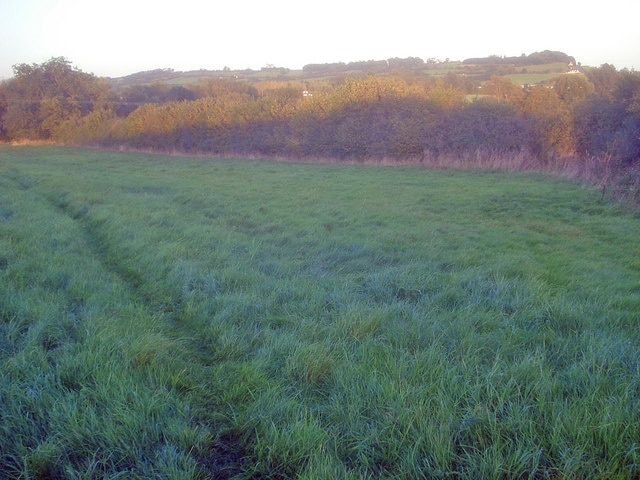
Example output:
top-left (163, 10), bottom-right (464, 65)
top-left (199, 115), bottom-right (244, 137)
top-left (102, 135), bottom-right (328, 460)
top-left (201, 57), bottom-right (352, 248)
top-left (1, 146), bottom-right (639, 478)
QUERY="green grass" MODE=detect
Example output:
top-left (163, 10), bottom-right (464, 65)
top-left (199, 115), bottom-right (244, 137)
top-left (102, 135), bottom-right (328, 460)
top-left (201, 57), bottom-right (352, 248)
top-left (1, 146), bottom-right (639, 479)
top-left (505, 62), bottom-right (569, 85)
top-left (505, 73), bottom-right (560, 85)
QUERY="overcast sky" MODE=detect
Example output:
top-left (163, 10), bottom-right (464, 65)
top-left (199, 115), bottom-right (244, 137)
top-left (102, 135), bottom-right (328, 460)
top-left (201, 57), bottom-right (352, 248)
top-left (1, 0), bottom-right (639, 79)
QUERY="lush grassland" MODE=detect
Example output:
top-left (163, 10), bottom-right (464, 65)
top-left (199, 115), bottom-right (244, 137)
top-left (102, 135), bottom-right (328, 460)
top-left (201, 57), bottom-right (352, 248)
top-left (505, 73), bottom-right (560, 86)
top-left (1, 146), bottom-right (639, 479)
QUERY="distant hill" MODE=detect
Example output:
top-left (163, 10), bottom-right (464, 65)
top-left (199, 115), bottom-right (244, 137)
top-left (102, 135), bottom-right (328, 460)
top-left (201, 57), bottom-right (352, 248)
top-left (462, 50), bottom-right (575, 66)
top-left (108, 50), bottom-right (578, 89)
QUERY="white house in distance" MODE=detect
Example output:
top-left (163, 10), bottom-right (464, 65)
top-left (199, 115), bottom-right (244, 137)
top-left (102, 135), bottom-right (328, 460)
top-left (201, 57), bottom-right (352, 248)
top-left (567, 61), bottom-right (583, 74)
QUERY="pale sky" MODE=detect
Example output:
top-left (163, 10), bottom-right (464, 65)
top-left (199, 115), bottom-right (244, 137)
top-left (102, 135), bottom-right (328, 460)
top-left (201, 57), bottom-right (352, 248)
top-left (1, 0), bottom-right (639, 79)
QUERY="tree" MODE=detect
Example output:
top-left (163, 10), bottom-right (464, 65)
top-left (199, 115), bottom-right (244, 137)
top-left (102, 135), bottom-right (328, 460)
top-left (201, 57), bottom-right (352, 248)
top-left (329, 75), bottom-right (412, 110)
top-left (1, 57), bottom-right (111, 140)
top-left (614, 70), bottom-right (640, 111)
top-left (574, 97), bottom-right (624, 159)
top-left (426, 80), bottom-right (465, 110)
top-left (517, 85), bottom-right (574, 157)
top-left (432, 101), bottom-right (534, 158)
top-left (553, 74), bottom-right (595, 107)
top-left (481, 76), bottom-right (524, 104)
top-left (574, 70), bottom-right (640, 165)
top-left (585, 64), bottom-right (619, 98)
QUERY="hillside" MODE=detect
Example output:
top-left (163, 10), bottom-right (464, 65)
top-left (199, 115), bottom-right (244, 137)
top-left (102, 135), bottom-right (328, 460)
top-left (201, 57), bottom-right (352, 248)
top-left (108, 50), bottom-right (577, 89)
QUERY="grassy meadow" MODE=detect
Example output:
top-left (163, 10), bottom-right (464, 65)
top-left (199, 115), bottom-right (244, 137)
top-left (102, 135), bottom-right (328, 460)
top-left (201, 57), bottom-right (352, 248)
top-left (0, 146), bottom-right (639, 479)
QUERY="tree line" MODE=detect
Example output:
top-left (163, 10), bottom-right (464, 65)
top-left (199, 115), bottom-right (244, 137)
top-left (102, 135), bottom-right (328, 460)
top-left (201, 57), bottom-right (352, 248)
top-left (1, 57), bottom-right (638, 200)
top-left (462, 50), bottom-right (574, 66)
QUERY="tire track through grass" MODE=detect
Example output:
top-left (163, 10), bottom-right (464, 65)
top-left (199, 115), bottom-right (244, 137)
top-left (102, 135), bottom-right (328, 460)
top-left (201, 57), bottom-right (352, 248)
top-left (34, 181), bottom-right (352, 479)
top-left (44, 186), bottom-right (252, 478)
top-left (0, 171), bottom-right (235, 478)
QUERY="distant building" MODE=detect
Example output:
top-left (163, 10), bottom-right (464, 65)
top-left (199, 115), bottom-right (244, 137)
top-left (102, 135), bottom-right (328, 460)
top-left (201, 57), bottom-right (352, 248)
top-left (567, 61), bottom-right (583, 74)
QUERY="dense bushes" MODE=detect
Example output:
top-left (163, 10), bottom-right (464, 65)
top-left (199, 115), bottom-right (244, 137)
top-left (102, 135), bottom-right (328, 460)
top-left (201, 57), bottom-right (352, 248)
top-left (433, 102), bottom-right (535, 157)
top-left (98, 97), bottom-right (537, 164)
top-left (574, 71), bottom-right (640, 165)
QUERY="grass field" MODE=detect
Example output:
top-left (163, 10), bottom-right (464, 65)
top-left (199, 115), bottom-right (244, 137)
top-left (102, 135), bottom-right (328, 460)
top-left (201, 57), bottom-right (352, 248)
top-left (1, 146), bottom-right (639, 479)
top-left (505, 73), bottom-right (561, 86)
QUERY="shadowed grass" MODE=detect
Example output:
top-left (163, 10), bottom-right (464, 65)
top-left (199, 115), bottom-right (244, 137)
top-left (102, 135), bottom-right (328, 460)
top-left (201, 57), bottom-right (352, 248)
top-left (1, 145), bottom-right (639, 478)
